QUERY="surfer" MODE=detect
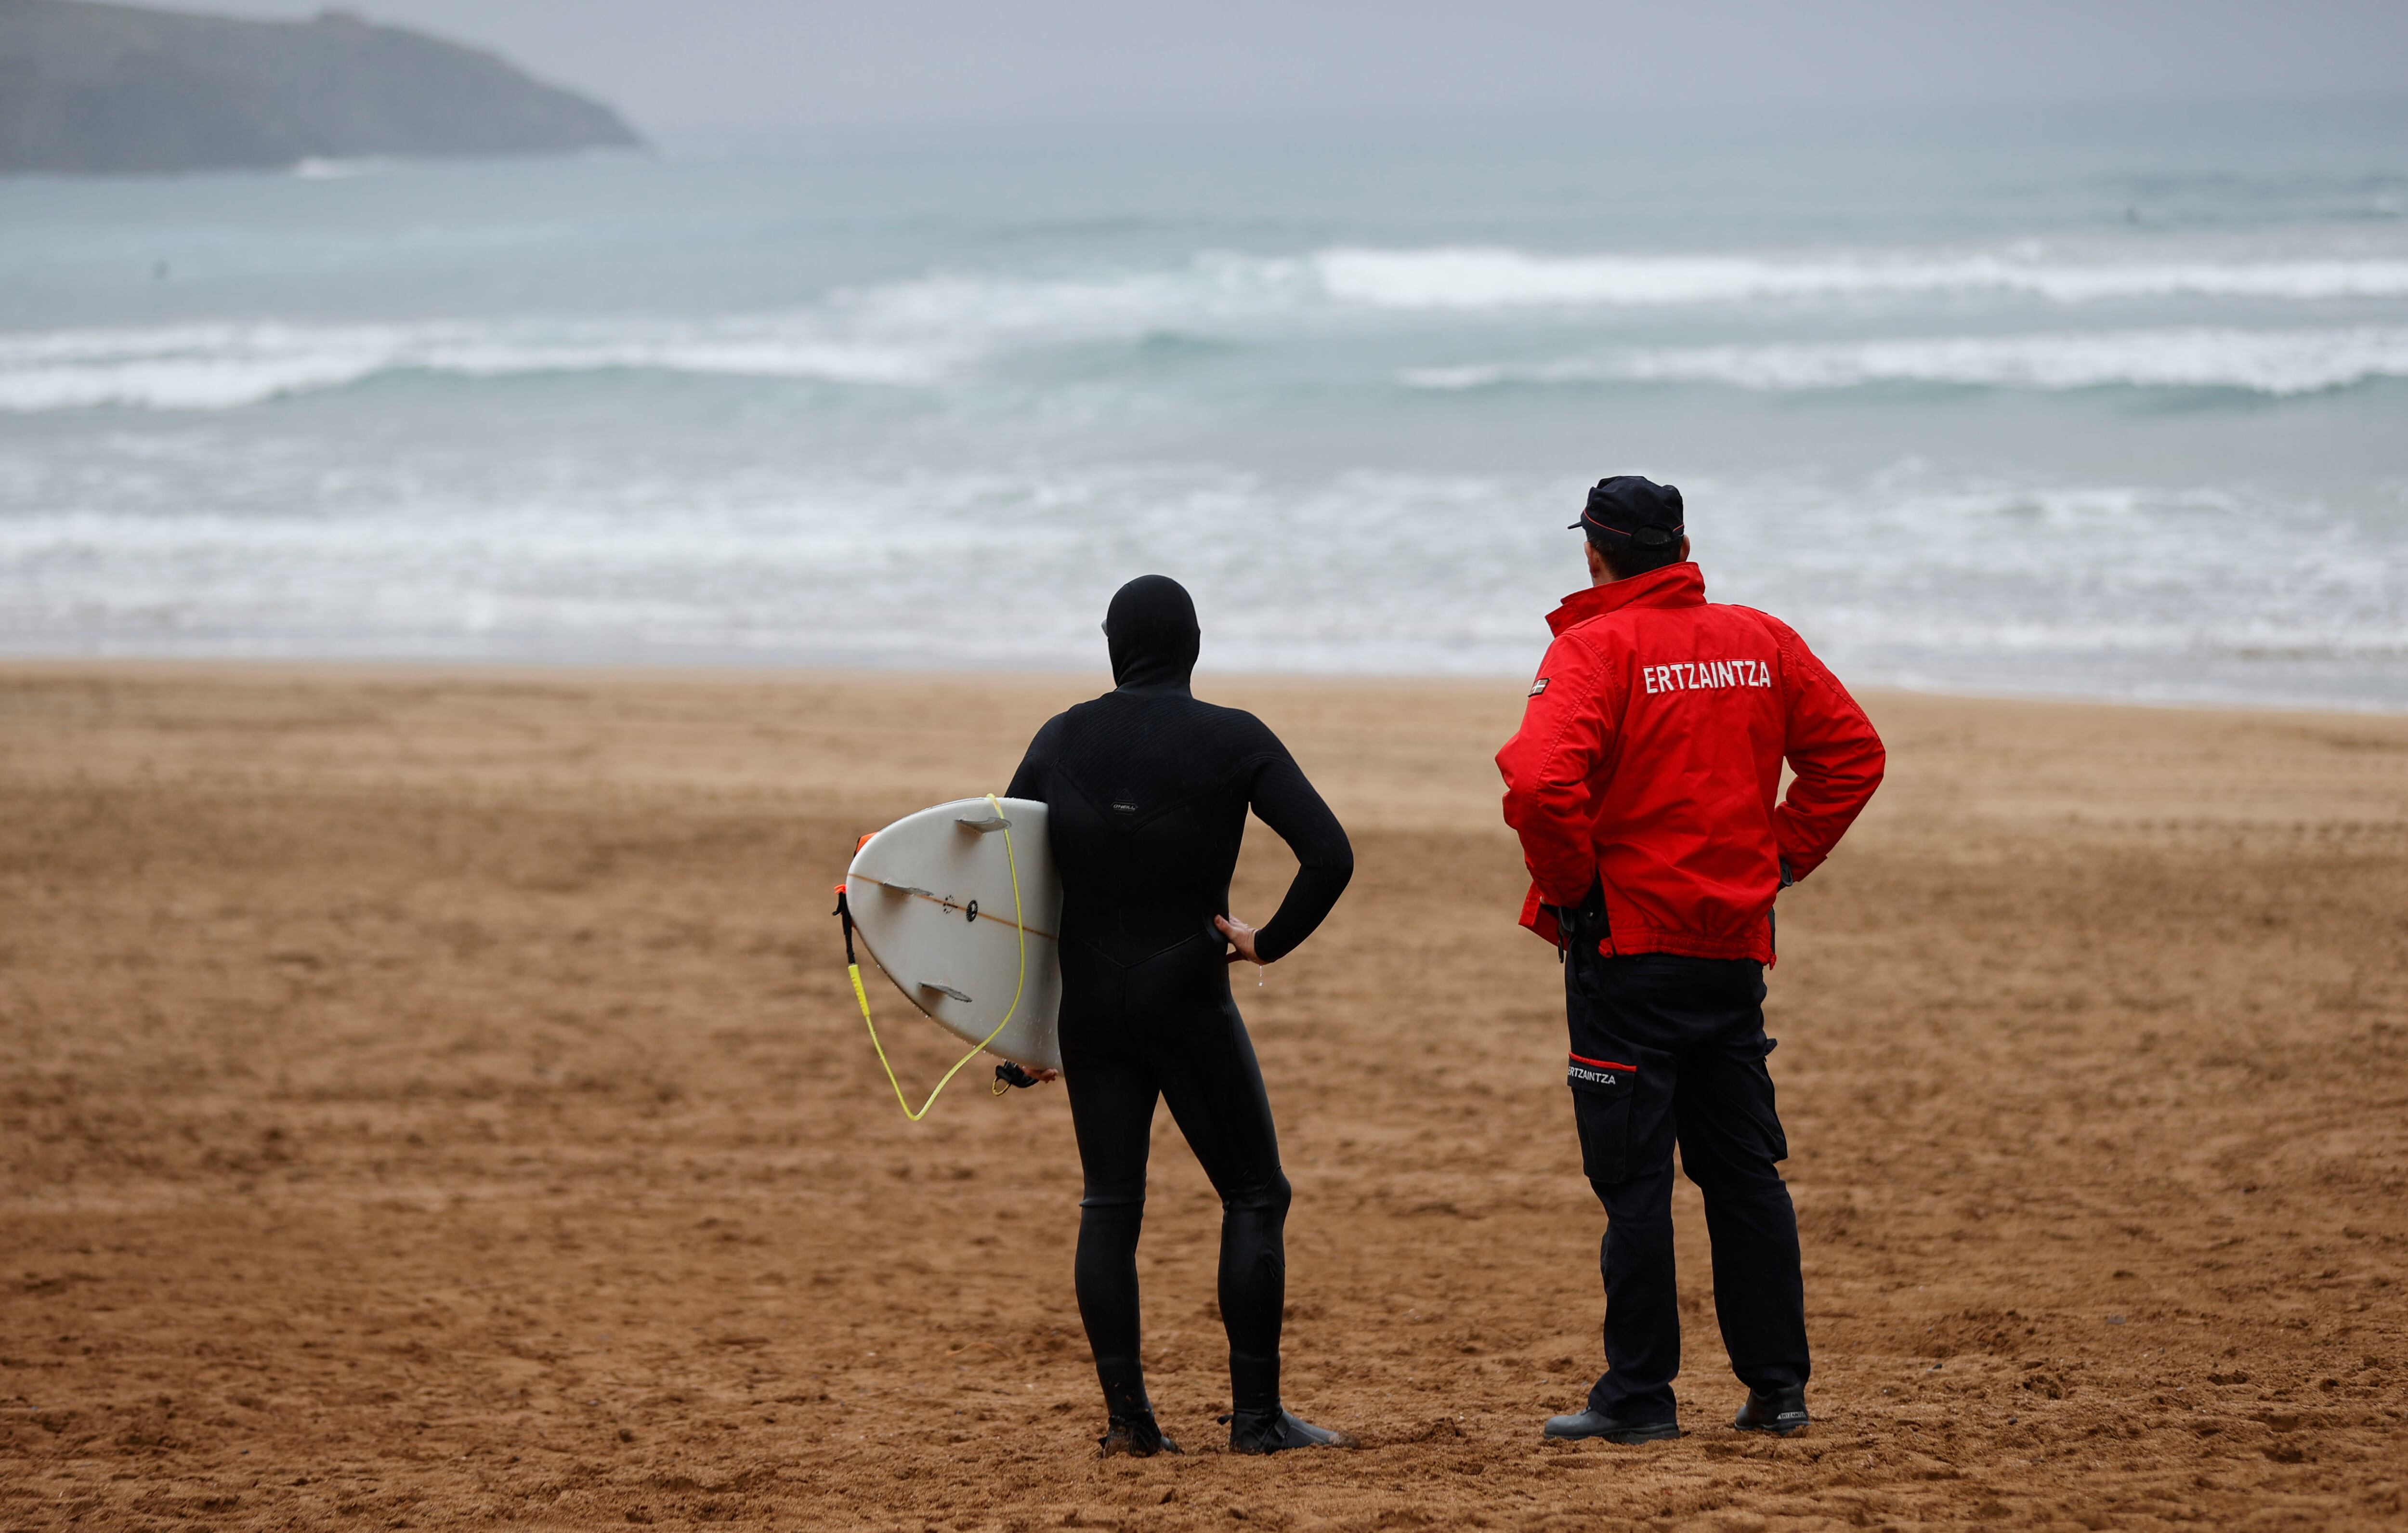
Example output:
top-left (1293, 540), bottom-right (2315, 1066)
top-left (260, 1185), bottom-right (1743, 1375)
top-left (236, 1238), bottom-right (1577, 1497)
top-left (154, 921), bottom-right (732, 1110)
top-left (1005, 574), bottom-right (1356, 1457)
top-left (1496, 477), bottom-right (1885, 1443)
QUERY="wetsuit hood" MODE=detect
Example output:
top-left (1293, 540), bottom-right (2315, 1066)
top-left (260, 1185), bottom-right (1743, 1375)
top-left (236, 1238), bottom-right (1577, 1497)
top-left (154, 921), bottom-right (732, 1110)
top-left (1104, 575), bottom-right (1200, 692)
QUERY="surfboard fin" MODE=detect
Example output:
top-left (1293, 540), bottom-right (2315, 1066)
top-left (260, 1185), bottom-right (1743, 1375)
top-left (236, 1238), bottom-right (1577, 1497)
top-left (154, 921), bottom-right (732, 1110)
top-left (919, 981), bottom-right (973, 1003)
top-left (955, 812), bottom-right (1013, 833)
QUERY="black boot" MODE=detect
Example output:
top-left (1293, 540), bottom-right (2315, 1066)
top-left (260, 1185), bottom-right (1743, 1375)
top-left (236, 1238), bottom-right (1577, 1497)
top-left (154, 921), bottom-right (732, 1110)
top-left (1096, 1371), bottom-right (1179, 1458)
top-left (1733, 1387), bottom-right (1809, 1436)
top-left (1223, 1406), bottom-right (1358, 1454)
top-left (1542, 1407), bottom-right (1681, 1444)
top-left (1098, 1411), bottom-right (1182, 1458)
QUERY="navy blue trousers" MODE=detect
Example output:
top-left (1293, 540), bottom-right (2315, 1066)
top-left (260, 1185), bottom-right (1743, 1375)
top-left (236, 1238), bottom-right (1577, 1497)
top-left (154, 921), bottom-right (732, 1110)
top-left (1564, 946), bottom-right (1809, 1423)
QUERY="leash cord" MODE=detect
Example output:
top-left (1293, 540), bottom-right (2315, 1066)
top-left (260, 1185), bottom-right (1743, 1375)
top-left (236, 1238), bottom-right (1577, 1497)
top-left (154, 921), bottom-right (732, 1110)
top-left (840, 793), bottom-right (1029, 1122)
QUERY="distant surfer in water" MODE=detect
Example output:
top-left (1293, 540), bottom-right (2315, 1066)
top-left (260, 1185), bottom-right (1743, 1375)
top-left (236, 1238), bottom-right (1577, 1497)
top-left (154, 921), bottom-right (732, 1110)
top-left (1005, 574), bottom-right (1356, 1457)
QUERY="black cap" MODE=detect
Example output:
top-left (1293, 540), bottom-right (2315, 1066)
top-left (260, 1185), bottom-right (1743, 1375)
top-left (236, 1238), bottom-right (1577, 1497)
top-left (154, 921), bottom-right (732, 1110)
top-left (1571, 476), bottom-right (1685, 549)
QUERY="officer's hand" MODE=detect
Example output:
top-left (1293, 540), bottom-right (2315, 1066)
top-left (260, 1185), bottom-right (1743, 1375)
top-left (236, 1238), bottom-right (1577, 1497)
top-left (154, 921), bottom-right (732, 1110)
top-left (1215, 915), bottom-right (1265, 965)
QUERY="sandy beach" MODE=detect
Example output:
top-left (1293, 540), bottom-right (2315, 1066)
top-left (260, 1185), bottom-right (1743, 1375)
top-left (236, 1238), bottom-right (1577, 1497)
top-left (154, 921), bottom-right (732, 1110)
top-left (1, 662), bottom-right (2403, 1530)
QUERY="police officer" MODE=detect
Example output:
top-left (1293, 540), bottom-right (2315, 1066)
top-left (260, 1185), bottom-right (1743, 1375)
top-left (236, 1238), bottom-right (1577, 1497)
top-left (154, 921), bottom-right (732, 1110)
top-left (1496, 477), bottom-right (1885, 1442)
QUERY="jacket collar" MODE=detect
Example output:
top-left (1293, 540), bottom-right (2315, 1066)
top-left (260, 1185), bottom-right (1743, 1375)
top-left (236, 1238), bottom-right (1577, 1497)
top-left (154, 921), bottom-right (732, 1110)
top-left (1545, 562), bottom-right (1705, 636)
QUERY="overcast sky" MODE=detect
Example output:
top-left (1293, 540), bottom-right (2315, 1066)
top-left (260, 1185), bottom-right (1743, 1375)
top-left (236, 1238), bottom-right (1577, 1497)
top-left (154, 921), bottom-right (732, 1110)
top-left (185, 0), bottom-right (2408, 145)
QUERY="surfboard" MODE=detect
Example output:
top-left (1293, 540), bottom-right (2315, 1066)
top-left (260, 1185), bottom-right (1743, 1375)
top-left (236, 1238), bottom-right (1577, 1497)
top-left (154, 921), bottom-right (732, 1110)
top-left (842, 796), bottom-right (1063, 1073)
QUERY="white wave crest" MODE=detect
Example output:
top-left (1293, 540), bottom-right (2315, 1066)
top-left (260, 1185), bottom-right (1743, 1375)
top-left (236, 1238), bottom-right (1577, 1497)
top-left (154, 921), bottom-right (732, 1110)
top-left (0, 320), bottom-right (955, 412)
top-left (1313, 247), bottom-right (2408, 308)
top-left (1400, 327), bottom-right (2408, 396)
top-left (12, 241), bottom-right (2408, 412)
top-left (797, 247), bottom-right (2408, 330)
top-left (291, 157), bottom-right (388, 180)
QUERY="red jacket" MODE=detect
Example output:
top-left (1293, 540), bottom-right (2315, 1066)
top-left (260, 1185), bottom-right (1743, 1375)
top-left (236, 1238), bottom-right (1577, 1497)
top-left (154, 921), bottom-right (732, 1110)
top-left (1496, 562), bottom-right (1884, 963)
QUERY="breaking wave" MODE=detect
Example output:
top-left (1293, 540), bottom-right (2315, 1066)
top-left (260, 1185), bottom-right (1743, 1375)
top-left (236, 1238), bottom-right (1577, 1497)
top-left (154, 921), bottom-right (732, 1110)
top-left (11, 240), bottom-right (2408, 411)
top-left (1310, 247), bottom-right (2408, 308)
top-left (1400, 327), bottom-right (2408, 397)
top-left (0, 320), bottom-right (955, 412)
top-left (4, 457), bottom-right (2400, 707)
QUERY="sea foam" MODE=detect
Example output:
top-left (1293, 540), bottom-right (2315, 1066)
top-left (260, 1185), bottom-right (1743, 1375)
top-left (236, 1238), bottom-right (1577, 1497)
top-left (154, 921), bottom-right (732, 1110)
top-left (1312, 248), bottom-right (2408, 308)
top-left (0, 320), bottom-right (953, 412)
top-left (11, 239), bottom-right (2408, 412)
top-left (1401, 327), bottom-right (2408, 396)
top-left (4, 456), bottom-right (2397, 701)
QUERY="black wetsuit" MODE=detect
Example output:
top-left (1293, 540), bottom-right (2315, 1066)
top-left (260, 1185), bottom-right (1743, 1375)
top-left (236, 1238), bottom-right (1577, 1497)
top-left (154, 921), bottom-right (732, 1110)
top-left (1005, 575), bottom-right (1353, 1423)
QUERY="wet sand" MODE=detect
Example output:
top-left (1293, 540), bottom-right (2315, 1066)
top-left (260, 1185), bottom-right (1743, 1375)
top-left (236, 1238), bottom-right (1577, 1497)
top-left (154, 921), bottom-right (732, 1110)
top-left (1, 663), bottom-right (2404, 1530)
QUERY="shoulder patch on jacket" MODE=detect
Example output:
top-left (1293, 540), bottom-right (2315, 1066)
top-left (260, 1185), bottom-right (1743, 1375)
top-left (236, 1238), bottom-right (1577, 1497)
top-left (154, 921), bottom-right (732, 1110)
top-left (1528, 677), bottom-right (1549, 697)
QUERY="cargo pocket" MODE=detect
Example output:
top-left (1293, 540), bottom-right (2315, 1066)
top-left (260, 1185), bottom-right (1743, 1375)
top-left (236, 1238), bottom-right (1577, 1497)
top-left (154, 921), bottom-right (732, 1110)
top-left (1567, 1051), bottom-right (1639, 1184)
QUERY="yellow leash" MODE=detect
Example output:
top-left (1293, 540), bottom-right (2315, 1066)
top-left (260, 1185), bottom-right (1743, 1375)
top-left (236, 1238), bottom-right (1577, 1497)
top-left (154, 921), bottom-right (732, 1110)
top-left (843, 793), bottom-right (1030, 1121)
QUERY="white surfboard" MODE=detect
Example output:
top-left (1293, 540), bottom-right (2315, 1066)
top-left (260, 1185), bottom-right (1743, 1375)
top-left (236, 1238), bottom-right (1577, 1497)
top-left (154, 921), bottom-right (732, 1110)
top-left (843, 797), bottom-right (1063, 1072)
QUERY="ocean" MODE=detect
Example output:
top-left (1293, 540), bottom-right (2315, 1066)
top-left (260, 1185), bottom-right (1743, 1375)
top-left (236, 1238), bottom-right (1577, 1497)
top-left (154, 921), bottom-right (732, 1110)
top-left (2, 101), bottom-right (2403, 707)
